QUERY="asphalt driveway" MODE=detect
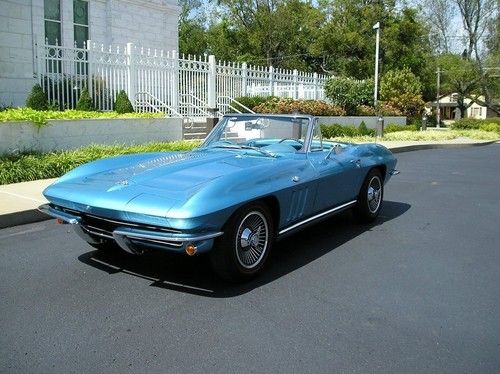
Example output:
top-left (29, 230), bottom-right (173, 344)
top-left (1, 144), bottom-right (499, 373)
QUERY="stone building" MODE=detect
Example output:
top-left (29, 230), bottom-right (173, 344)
top-left (0, 0), bottom-right (180, 107)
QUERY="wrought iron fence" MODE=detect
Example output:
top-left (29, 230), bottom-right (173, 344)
top-left (35, 40), bottom-right (327, 117)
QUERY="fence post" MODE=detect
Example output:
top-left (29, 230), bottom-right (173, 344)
top-left (86, 40), bottom-right (93, 102)
top-left (126, 42), bottom-right (136, 108)
top-left (207, 55), bottom-right (216, 110)
top-left (313, 73), bottom-right (319, 100)
top-left (172, 50), bottom-right (179, 113)
top-left (242, 62), bottom-right (248, 97)
top-left (36, 39), bottom-right (43, 85)
top-left (269, 66), bottom-right (275, 96)
top-left (293, 69), bottom-right (299, 99)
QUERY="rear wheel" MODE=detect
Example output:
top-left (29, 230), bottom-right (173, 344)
top-left (210, 202), bottom-right (274, 282)
top-left (354, 169), bottom-right (384, 223)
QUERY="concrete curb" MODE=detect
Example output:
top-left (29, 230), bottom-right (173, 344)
top-left (1, 140), bottom-right (497, 229)
top-left (388, 140), bottom-right (498, 154)
top-left (0, 209), bottom-right (49, 229)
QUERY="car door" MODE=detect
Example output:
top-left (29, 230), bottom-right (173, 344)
top-left (307, 125), bottom-right (364, 212)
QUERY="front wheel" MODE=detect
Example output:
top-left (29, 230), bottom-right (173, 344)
top-left (210, 202), bottom-right (274, 282)
top-left (353, 169), bottom-right (384, 223)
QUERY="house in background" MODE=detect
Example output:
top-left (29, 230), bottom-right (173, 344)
top-left (431, 93), bottom-right (498, 123)
top-left (0, 0), bottom-right (181, 107)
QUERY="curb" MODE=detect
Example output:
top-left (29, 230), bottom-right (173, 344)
top-left (0, 209), bottom-right (50, 229)
top-left (1, 140), bottom-right (497, 229)
top-left (388, 140), bottom-right (497, 154)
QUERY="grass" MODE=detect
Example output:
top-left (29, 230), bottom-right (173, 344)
top-left (327, 129), bottom-right (500, 143)
top-left (0, 141), bottom-right (200, 185)
top-left (0, 129), bottom-right (498, 185)
top-left (0, 108), bottom-right (164, 127)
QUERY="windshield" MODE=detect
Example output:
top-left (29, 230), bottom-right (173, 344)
top-left (200, 115), bottom-right (313, 152)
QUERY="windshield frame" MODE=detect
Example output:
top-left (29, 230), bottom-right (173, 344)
top-left (199, 114), bottom-right (317, 153)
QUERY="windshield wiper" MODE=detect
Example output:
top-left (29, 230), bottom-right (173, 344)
top-left (238, 145), bottom-right (276, 157)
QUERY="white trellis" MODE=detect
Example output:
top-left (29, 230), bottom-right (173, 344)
top-left (35, 40), bottom-right (327, 117)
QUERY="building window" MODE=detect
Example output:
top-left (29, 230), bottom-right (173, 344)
top-left (471, 107), bottom-right (483, 118)
top-left (44, 0), bottom-right (61, 45)
top-left (74, 0), bottom-right (89, 48)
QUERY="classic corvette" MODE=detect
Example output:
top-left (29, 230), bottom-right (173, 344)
top-left (39, 114), bottom-right (399, 281)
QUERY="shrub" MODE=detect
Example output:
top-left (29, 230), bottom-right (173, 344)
top-left (324, 77), bottom-right (374, 115)
top-left (76, 87), bottom-right (94, 111)
top-left (384, 123), bottom-right (418, 133)
top-left (253, 97), bottom-right (345, 116)
top-left (234, 96), bottom-right (278, 112)
top-left (450, 118), bottom-right (481, 130)
top-left (320, 124), bottom-right (344, 138)
top-left (26, 84), bottom-right (48, 111)
top-left (358, 121), bottom-right (375, 136)
top-left (114, 90), bottom-right (134, 113)
top-left (380, 68), bottom-right (424, 118)
top-left (479, 123), bottom-right (500, 133)
top-left (320, 123), bottom-right (375, 138)
top-left (0, 108), bottom-right (163, 127)
top-left (357, 105), bottom-right (377, 116)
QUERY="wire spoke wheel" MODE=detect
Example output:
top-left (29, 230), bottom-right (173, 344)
top-left (354, 169), bottom-right (384, 223)
top-left (235, 211), bottom-right (269, 269)
top-left (367, 176), bottom-right (382, 214)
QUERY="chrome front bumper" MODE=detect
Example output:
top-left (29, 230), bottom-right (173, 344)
top-left (38, 204), bottom-right (223, 255)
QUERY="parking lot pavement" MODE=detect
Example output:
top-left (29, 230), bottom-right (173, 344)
top-left (0, 144), bottom-right (499, 373)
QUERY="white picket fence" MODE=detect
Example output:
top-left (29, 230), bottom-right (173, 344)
top-left (35, 40), bottom-right (327, 117)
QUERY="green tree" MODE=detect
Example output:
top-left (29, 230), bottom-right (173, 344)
top-left (311, 1), bottom-right (434, 98)
top-left (380, 67), bottom-right (425, 118)
top-left (178, 0), bottom-right (208, 55)
top-left (437, 54), bottom-right (481, 118)
top-left (324, 76), bottom-right (374, 115)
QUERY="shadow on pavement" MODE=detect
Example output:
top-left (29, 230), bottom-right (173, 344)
top-left (78, 200), bottom-right (410, 297)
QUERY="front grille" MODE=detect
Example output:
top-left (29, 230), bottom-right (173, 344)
top-left (54, 205), bottom-right (181, 236)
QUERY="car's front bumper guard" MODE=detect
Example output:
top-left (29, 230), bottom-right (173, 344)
top-left (38, 204), bottom-right (223, 255)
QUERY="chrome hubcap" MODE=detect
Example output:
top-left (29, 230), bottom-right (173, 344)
top-left (367, 176), bottom-right (382, 214)
top-left (236, 211), bottom-right (269, 269)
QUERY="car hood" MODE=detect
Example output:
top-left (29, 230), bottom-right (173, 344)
top-left (43, 149), bottom-right (278, 215)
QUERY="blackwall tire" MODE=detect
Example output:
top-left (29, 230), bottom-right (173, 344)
top-left (354, 169), bottom-right (384, 223)
top-left (210, 202), bottom-right (274, 282)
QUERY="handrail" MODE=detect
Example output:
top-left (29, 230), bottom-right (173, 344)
top-left (135, 91), bottom-right (183, 118)
top-left (217, 96), bottom-right (255, 114)
top-left (179, 93), bottom-right (211, 117)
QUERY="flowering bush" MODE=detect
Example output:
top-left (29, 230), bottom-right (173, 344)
top-left (253, 97), bottom-right (346, 116)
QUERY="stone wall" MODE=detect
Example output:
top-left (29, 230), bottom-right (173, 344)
top-left (0, 117), bottom-right (184, 154)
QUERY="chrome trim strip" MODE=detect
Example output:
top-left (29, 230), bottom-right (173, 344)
top-left (112, 228), bottom-right (223, 243)
top-left (278, 200), bottom-right (357, 235)
top-left (38, 204), bottom-right (80, 225)
top-left (389, 169), bottom-right (400, 176)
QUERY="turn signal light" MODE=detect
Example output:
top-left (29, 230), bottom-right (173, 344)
top-left (56, 218), bottom-right (66, 224)
top-left (185, 244), bottom-right (197, 256)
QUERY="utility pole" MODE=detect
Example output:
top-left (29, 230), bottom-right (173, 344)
top-left (436, 67), bottom-right (441, 128)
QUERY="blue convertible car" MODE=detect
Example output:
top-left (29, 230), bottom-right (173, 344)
top-left (40, 114), bottom-right (398, 281)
